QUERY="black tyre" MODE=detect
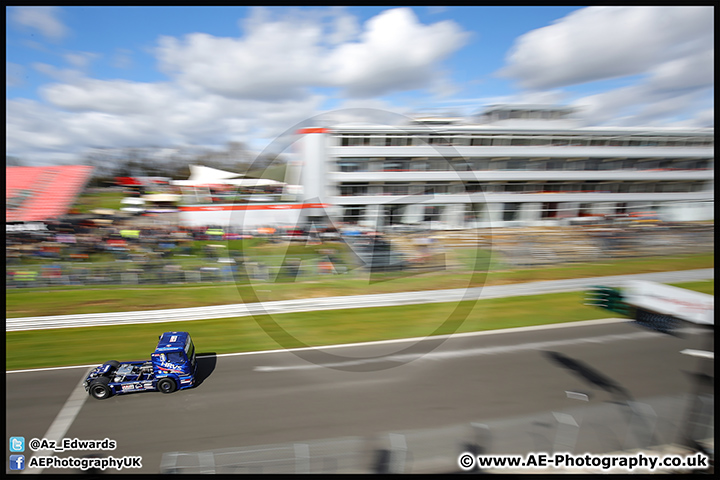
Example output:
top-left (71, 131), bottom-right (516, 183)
top-left (102, 360), bottom-right (120, 376)
top-left (89, 377), bottom-right (112, 400)
top-left (157, 377), bottom-right (177, 394)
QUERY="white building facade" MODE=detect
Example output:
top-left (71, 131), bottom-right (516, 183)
top-left (298, 105), bottom-right (714, 230)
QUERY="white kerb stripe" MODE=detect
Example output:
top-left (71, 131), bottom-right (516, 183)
top-left (24, 369), bottom-right (92, 474)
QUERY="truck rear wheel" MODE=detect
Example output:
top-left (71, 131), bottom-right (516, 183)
top-left (89, 377), bottom-right (112, 400)
top-left (157, 378), bottom-right (177, 394)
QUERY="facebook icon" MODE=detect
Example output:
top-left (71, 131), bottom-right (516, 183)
top-left (10, 454), bottom-right (25, 471)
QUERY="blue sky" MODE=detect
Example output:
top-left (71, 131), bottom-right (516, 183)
top-left (6, 6), bottom-right (714, 165)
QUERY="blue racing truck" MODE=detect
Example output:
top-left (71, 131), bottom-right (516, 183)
top-left (83, 331), bottom-right (197, 400)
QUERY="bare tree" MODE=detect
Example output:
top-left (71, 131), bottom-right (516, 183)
top-left (79, 142), bottom-right (263, 187)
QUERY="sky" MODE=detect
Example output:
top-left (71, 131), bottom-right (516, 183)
top-left (6, 6), bottom-right (715, 166)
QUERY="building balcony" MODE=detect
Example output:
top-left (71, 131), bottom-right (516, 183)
top-left (327, 145), bottom-right (714, 160)
top-left (329, 169), bottom-right (713, 183)
top-left (330, 191), bottom-right (714, 206)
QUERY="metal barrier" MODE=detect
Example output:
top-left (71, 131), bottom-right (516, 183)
top-left (160, 437), bottom-right (369, 474)
top-left (487, 224), bottom-right (714, 268)
top-left (5, 258), bottom-right (331, 289)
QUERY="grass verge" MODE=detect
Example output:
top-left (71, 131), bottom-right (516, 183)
top-left (5, 252), bottom-right (713, 318)
top-left (6, 280), bottom-right (712, 371)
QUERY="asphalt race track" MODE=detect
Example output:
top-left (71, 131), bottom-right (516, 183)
top-left (6, 316), bottom-right (713, 474)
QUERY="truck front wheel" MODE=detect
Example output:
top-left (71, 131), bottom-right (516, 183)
top-left (157, 378), bottom-right (177, 394)
top-left (89, 377), bottom-right (112, 400)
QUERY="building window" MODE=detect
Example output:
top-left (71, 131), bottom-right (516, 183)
top-left (411, 159), bottom-right (428, 171)
top-left (582, 182), bottom-right (600, 192)
top-left (339, 183), bottom-right (368, 196)
top-left (340, 135), bottom-right (367, 146)
top-left (504, 182), bottom-right (525, 193)
top-left (465, 182), bottom-right (484, 194)
top-left (471, 158), bottom-right (490, 170)
top-left (543, 182), bottom-right (559, 193)
top-left (424, 182), bottom-right (450, 195)
top-left (583, 158), bottom-right (600, 170)
top-left (343, 206), bottom-right (365, 224)
top-left (368, 135), bottom-right (385, 146)
top-left (545, 160), bottom-right (563, 170)
top-left (502, 203), bottom-right (520, 221)
top-left (597, 159), bottom-right (616, 170)
top-left (384, 205), bottom-right (405, 225)
top-left (427, 159), bottom-right (451, 171)
top-left (383, 159), bottom-right (409, 171)
top-left (510, 137), bottom-right (531, 146)
top-left (423, 206), bottom-right (442, 222)
top-left (337, 161), bottom-right (367, 172)
top-left (467, 203), bottom-right (486, 222)
top-left (541, 202), bottom-right (559, 219)
top-left (383, 183), bottom-right (409, 195)
top-left (427, 134), bottom-right (451, 145)
top-left (383, 134), bottom-right (411, 146)
top-left (506, 159), bottom-right (527, 170)
top-left (470, 137), bottom-right (493, 146)
top-left (452, 159), bottom-right (472, 171)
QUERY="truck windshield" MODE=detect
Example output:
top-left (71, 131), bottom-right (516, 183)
top-left (167, 352), bottom-right (185, 364)
top-left (185, 338), bottom-right (196, 367)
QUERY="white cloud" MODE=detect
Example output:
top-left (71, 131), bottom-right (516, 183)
top-left (572, 82), bottom-right (713, 128)
top-left (7, 8), bottom-right (472, 163)
top-left (32, 62), bottom-right (86, 84)
top-left (498, 6), bottom-right (713, 90)
top-left (6, 62), bottom-right (26, 87)
top-left (11, 6), bottom-right (68, 41)
top-left (63, 51), bottom-right (100, 69)
top-left (156, 7), bottom-right (469, 100)
top-left (646, 48), bottom-right (714, 92)
top-left (324, 8), bottom-right (360, 45)
top-left (326, 8), bottom-right (470, 97)
top-left (8, 73), bottom-right (327, 162)
top-left (40, 78), bottom-right (179, 115)
top-left (156, 30), bottom-right (321, 100)
top-left (10, 6), bottom-right (711, 168)
top-left (111, 48), bottom-right (134, 69)
top-left (498, 6), bottom-right (714, 127)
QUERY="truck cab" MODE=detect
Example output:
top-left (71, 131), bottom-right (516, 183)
top-left (152, 331), bottom-right (197, 391)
